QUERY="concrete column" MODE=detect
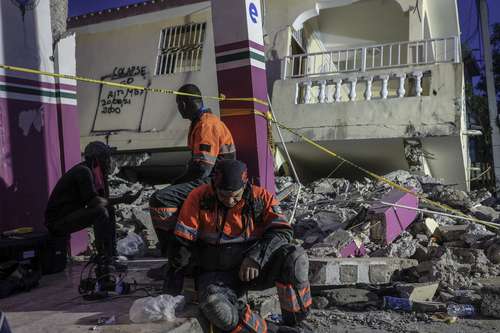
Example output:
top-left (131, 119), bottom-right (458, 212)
top-left (380, 75), bottom-right (389, 99)
top-left (348, 78), bottom-right (357, 101)
top-left (364, 76), bottom-right (373, 101)
top-left (334, 78), bottom-right (343, 102)
top-left (211, 0), bottom-right (275, 191)
top-left (412, 71), bottom-right (423, 96)
top-left (396, 73), bottom-right (406, 98)
top-left (319, 80), bottom-right (326, 103)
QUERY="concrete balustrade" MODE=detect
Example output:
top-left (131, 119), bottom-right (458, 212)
top-left (295, 70), bottom-right (430, 104)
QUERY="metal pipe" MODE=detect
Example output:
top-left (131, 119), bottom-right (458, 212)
top-left (268, 95), bottom-right (303, 223)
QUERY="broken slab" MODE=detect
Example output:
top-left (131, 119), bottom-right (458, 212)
top-left (309, 257), bottom-right (418, 286)
top-left (324, 288), bottom-right (379, 310)
top-left (368, 190), bottom-right (419, 245)
top-left (412, 301), bottom-right (446, 313)
top-left (247, 288), bottom-right (281, 317)
top-left (436, 225), bottom-right (468, 242)
top-left (308, 230), bottom-right (366, 258)
top-left (395, 282), bottom-right (439, 301)
top-left (423, 218), bottom-right (439, 236)
top-left (480, 279), bottom-right (500, 319)
top-left (486, 240), bottom-right (500, 264)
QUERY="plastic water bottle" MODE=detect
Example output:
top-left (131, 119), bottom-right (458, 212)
top-left (447, 304), bottom-right (476, 317)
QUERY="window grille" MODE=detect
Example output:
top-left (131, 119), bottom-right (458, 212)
top-left (155, 22), bottom-right (207, 75)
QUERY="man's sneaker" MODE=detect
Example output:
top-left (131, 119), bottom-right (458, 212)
top-left (110, 258), bottom-right (128, 273)
top-left (146, 264), bottom-right (168, 280)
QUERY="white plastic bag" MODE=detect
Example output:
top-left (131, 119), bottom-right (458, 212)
top-left (116, 231), bottom-right (145, 257)
top-left (129, 295), bottom-right (185, 323)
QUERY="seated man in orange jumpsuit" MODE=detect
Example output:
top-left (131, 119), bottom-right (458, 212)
top-left (173, 160), bottom-right (312, 333)
top-left (148, 84), bottom-right (236, 290)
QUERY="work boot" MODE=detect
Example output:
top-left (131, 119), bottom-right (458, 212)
top-left (147, 264), bottom-right (168, 280)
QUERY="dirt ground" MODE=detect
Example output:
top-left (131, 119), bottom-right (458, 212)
top-left (308, 308), bottom-right (500, 333)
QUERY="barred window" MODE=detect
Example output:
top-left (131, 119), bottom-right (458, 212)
top-left (155, 22), bottom-right (207, 75)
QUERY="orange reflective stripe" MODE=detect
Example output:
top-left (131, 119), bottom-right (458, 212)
top-left (174, 221), bottom-right (198, 241)
top-left (151, 207), bottom-right (178, 213)
top-left (230, 305), bottom-right (267, 333)
top-left (276, 282), bottom-right (312, 313)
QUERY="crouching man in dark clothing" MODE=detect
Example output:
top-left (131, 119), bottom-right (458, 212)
top-left (173, 160), bottom-right (312, 333)
top-left (45, 141), bottom-right (139, 271)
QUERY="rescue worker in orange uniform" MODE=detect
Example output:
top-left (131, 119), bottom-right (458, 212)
top-left (148, 84), bottom-right (236, 291)
top-left (173, 160), bottom-right (312, 333)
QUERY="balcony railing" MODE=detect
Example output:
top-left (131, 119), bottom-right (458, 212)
top-left (282, 36), bottom-right (460, 79)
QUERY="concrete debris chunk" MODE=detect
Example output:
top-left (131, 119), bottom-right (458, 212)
top-left (436, 225), bottom-right (468, 242)
top-left (423, 218), bottom-right (439, 236)
top-left (308, 257), bottom-right (418, 286)
top-left (486, 239), bottom-right (500, 264)
top-left (395, 282), bottom-right (439, 301)
top-left (470, 204), bottom-right (500, 222)
top-left (412, 300), bottom-right (447, 313)
top-left (308, 229), bottom-right (366, 258)
top-left (323, 288), bottom-right (379, 310)
top-left (450, 289), bottom-right (482, 305)
top-left (480, 279), bottom-right (500, 318)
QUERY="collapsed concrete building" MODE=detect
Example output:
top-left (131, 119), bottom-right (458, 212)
top-left (267, 0), bottom-right (471, 189)
top-left (69, 0), bottom-right (474, 190)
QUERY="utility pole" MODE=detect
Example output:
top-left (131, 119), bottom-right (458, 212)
top-left (478, 0), bottom-right (500, 190)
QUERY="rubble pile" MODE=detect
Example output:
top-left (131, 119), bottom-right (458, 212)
top-left (105, 169), bottom-right (500, 325)
top-left (276, 170), bottom-right (500, 320)
top-left (109, 176), bottom-right (167, 252)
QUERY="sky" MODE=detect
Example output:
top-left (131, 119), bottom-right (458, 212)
top-left (69, 0), bottom-right (499, 70)
top-left (69, 0), bottom-right (500, 38)
top-left (68, 0), bottom-right (144, 17)
top-left (458, 0), bottom-right (500, 62)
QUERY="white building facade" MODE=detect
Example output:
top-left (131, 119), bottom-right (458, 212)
top-left (69, 0), bottom-right (471, 189)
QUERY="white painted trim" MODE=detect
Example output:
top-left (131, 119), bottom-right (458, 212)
top-left (216, 58), bottom-right (266, 71)
top-left (0, 91), bottom-right (77, 106)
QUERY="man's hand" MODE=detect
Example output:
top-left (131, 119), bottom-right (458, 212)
top-left (239, 257), bottom-right (260, 282)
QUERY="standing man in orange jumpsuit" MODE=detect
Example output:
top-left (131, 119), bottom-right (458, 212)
top-left (148, 84), bottom-right (236, 292)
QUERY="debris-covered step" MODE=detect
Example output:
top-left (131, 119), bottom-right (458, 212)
top-left (309, 257), bottom-right (418, 286)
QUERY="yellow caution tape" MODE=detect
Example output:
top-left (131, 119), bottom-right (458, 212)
top-left (0, 64), bottom-right (268, 106)
top-left (2, 63), bottom-right (497, 230)
top-left (261, 112), bottom-right (499, 230)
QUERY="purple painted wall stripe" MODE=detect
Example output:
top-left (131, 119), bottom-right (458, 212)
top-left (0, 75), bottom-right (77, 92)
top-left (215, 40), bottom-right (265, 53)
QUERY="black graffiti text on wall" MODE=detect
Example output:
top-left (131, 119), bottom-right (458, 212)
top-left (99, 66), bottom-right (147, 114)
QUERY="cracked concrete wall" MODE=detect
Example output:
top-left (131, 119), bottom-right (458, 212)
top-left (271, 62), bottom-right (468, 188)
top-left (50, 0), bottom-right (68, 44)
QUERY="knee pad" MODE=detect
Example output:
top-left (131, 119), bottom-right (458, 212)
top-left (200, 293), bottom-right (239, 331)
top-left (282, 245), bottom-right (309, 285)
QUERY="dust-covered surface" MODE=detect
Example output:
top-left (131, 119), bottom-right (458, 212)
top-left (101, 170), bottom-right (500, 330)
